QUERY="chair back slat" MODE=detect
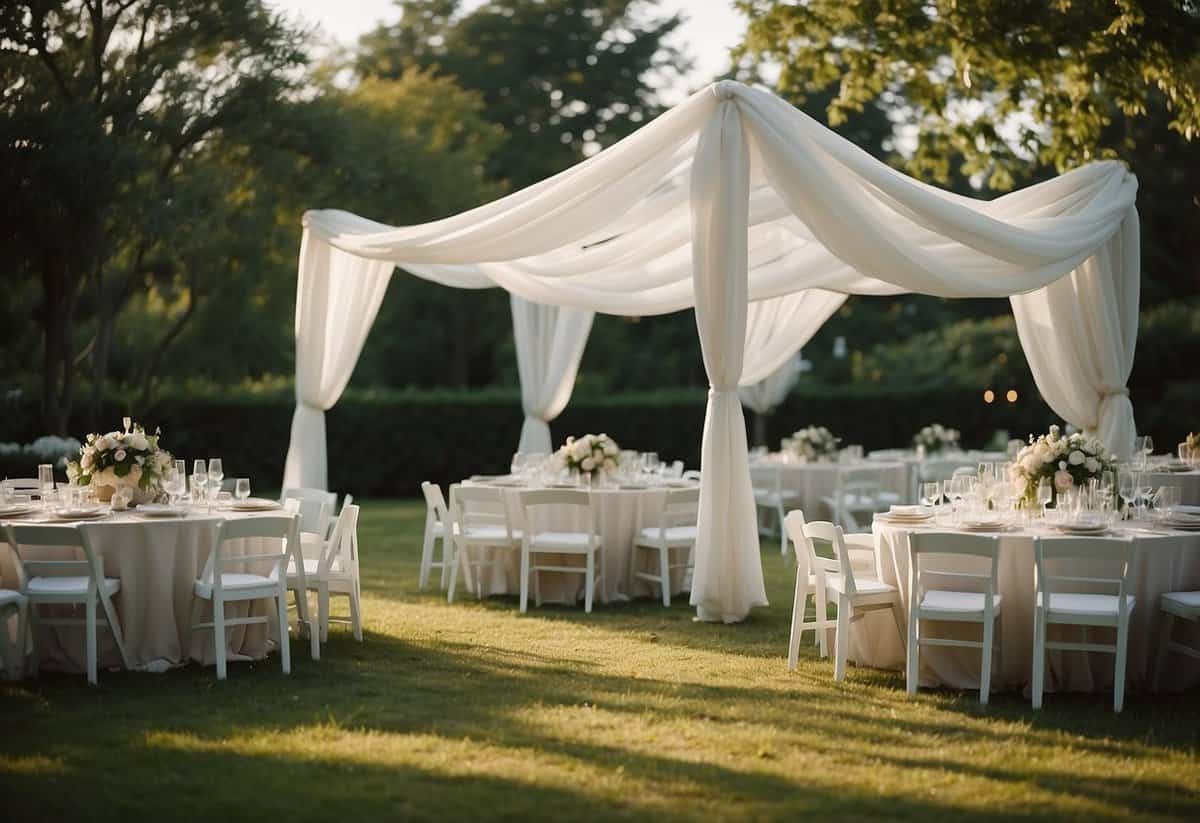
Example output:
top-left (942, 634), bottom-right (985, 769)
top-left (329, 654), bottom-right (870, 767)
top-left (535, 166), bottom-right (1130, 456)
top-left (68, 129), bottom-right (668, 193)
top-left (450, 484), bottom-right (514, 540)
top-left (1034, 537), bottom-right (1134, 609)
top-left (518, 489), bottom-right (597, 538)
top-left (281, 487), bottom-right (337, 536)
top-left (5, 523), bottom-right (106, 589)
top-left (801, 519), bottom-right (856, 593)
top-left (203, 515), bottom-right (298, 592)
top-left (421, 482), bottom-right (450, 526)
top-left (322, 504), bottom-right (360, 575)
top-left (908, 531), bottom-right (1000, 601)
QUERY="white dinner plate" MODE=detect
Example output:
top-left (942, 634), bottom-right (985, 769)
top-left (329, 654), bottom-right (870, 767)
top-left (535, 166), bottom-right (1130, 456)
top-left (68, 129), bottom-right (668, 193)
top-left (136, 504), bottom-right (188, 518)
top-left (960, 520), bottom-right (1006, 531)
top-left (889, 505), bottom-right (933, 517)
top-left (1055, 522), bottom-right (1109, 534)
top-left (230, 498), bottom-right (281, 512)
top-left (52, 508), bottom-right (108, 521)
top-left (0, 505), bottom-right (37, 519)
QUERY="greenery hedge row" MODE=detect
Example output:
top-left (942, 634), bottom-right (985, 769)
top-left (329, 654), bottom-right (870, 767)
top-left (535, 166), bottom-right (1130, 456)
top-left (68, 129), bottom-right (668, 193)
top-left (2, 381), bottom-right (1196, 497)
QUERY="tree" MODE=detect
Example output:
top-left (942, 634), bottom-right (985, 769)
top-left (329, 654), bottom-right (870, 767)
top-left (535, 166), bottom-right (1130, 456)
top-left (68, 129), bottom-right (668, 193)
top-left (0, 1), bottom-right (306, 432)
top-left (357, 0), bottom-right (689, 188)
top-left (734, 0), bottom-right (1200, 301)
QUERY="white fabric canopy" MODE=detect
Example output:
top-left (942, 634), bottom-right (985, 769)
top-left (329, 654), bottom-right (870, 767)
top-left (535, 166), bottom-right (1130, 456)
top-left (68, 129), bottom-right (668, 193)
top-left (289, 80), bottom-right (1140, 622)
top-left (740, 355), bottom-right (804, 417)
top-left (511, 295), bottom-right (593, 454)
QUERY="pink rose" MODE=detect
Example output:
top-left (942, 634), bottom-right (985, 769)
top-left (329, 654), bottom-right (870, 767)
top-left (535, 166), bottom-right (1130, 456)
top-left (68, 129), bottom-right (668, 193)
top-left (1053, 470), bottom-right (1074, 492)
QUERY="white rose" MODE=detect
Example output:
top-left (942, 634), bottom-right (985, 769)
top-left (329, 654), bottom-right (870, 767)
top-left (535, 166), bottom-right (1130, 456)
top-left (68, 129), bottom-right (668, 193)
top-left (581, 457), bottom-right (595, 471)
top-left (81, 452), bottom-right (94, 470)
top-left (1068, 450), bottom-right (1085, 466)
top-left (604, 458), bottom-right (616, 471)
top-left (1085, 457), bottom-right (1100, 473)
top-left (603, 443), bottom-right (617, 457)
top-left (1021, 455), bottom-right (1039, 473)
top-left (114, 449), bottom-right (127, 462)
top-left (1058, 460), bottom-right (1067, 470)
top-left (128, 432), bottom-right (148, 451)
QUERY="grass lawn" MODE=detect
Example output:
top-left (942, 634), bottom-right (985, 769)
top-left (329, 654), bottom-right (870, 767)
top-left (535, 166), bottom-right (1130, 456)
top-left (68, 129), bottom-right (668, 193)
top-left (2, 499), bottom-right (1199, 821)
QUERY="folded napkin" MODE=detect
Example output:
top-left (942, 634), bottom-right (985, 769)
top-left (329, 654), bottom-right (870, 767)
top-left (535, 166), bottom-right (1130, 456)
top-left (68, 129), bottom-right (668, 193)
top-left (889, 505), bottom-right (930, 516)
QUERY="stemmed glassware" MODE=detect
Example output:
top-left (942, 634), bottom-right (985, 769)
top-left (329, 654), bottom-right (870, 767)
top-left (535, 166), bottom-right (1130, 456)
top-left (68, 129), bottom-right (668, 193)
top-left (234, 478), bottom-right (251, 503)
top-left (1036, 477), bottom-right (1053, 521)
top-left (37, 463), bottom-right (55, 509)
top-left (191, 459), bottom-right (208, 508)
top-left (1134, 436), bottom-right (1153, 471)
top-left (162, 467), bottom-right (185, 507)
top-left (1117, 471), bottom-right (1135, 520)
top-left (920, 481), bottom-right (941, 509)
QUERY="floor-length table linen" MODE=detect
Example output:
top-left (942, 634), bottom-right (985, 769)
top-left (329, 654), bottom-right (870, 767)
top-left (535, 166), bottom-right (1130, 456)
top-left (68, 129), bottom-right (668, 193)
top-left (856, 519), bottom-right (1200, 694)
top-left (462, 481), bottom-right (694, 605)
top-left (0, 511), bottom-right (292, 675)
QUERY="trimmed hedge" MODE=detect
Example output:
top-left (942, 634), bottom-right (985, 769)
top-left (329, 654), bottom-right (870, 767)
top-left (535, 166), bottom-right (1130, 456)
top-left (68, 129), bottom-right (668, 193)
top-left (2, 381), bottom-right (1196, 497)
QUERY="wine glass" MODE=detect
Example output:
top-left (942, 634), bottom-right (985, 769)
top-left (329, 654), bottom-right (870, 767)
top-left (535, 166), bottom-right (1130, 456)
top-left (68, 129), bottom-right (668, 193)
top-left (1036, 477), bottom-right (1053, 520)
top-left (1136, 472), bottom-right (1155, 519)
top-left (920, 481), bottom-right (941, 508)
top-left (190, 467), bottom-right (208, 508)
top-left (162, 467), bottom-right (185, 506)
top-left (1117, 470), bottom-right (1135, 520)
top-left (208, 458), bottom-right (224, 492)
top-left (235, 478), bottom-right (251, 503)
top-left (1134, 436), bottom-right (1153, 470)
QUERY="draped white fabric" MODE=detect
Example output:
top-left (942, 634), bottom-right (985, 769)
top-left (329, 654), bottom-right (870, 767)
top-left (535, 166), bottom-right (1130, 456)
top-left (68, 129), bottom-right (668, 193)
top-left (740, 355), bottom-right (803, 416)
top-left (282, 233), bottom-right (393, 490)
top-left (511, 295), bottom-right (594, 454)
top-left (1011, 210), bottom-right (1141, 459)
top-left (293, 80), bottom-right (1140, 622)
top-left (740, 289), bottom-right (846, 387)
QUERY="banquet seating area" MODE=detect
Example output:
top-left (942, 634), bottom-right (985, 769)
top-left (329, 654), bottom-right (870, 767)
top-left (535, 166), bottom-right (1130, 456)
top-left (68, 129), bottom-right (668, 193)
top-left (0, 473), bottom-right (362, 684)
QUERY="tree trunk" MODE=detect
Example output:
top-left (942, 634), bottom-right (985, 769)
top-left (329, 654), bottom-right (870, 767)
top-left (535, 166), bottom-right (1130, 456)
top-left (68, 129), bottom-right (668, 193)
top-left (41, 253), bottom-right (78, 435)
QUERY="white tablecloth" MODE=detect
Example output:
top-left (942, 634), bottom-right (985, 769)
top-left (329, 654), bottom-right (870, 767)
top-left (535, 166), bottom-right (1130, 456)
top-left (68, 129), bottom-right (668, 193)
top-left (0, 510), bottom-right (292, 675)
top-left (855, 519), bottom-right (1200, 694)
top-left (462, 481), bottom-right (696, 605)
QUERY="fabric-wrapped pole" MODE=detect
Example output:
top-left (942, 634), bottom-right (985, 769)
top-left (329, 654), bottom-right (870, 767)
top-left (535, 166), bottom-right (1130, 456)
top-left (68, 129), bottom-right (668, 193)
top-left (689, 83), bottom-right (768, 623)
top-left (511, 295), bottom-right (594, 454)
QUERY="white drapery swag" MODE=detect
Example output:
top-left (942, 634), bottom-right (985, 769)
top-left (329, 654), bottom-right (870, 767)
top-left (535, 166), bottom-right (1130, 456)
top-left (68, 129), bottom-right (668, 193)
top-left (739, 356), bottom-right (804, 416)
top-left (295, 80), bottom-right (1140, 622)
top-left (282, 233), bottom-right (393, 490)
top-left (511, 295), bottom-right (594, 454)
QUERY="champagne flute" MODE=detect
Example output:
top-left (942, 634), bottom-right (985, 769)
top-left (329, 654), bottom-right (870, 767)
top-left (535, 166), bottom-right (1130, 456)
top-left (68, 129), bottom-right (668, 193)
top-left (191, 459), bottom-right (208, 508)
top-left (1117, 470), bottom-right (1135, 520)
top-left (234, 478), bottom-right (251, 503)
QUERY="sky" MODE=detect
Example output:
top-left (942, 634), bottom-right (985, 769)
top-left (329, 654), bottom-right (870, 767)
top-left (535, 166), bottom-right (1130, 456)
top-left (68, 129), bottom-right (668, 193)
top-left (269, 0), bottom-right (747, 103)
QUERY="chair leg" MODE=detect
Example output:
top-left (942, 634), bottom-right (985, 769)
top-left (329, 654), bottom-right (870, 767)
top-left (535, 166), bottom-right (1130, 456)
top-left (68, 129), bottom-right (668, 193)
top-left (213, 595), bottom-right (228, 681)
top-left (85, 587), bottom-right (98, 686)
top-left (447, 541), bottom-right (461, 603)
top-left (1031, 609), bottom-right (1045, 710)
top-left (1153, 613), bottom-right (1176, 693)
top-left (318, 582), bottom-right (331, 643)
top-left (350, 579), bottom-right (363, 643)
top-left (834, 598), bottom-right (850, 682)
top-left (1114, 616), bottom-right (1131, 713)
top-left (584, 550), bottom-right (594, 613)
top-left (816, 584), bottom-right (829, 658)
top-left (659, 547), bottom-right (671, 607)
top-left (980, 615), bottom-right (995, 705)
top-left (787, 567), bottom-right (809, 671)
top-left (277, 587), bottom-right (292, 675)
top-left (419, 522), bottom-right (435, 590)
top-left (17, 599), bottom-right (30, 678)
top-left (533, 558), bottom-right (542, 608)
top-left (439, 535), bottom-right (452, 590)
top-left (906, 608), bottom-right (919, 696)
top-left (519, 546), bottom-right (530, 614)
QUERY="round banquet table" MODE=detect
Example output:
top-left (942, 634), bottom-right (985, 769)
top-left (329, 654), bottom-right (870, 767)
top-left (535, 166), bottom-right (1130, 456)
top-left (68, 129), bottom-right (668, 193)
top-left (0, 508), bottom-right (296, 676)
top-left (766, 460), bottom-right (913, 522)
top-left (1144, 468), bottom-right (1200, 507)
top-left (849, 517), bottom-right (1200, 695)
top-left (460, 479), bottom-right (698, 605)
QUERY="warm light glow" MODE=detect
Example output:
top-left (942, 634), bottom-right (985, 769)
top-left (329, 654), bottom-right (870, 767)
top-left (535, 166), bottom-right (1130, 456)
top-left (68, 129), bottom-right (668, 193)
top-left (1006, 389), bottom-right (1018, 403)
top-left (983, 389), bottom-right (995, 404)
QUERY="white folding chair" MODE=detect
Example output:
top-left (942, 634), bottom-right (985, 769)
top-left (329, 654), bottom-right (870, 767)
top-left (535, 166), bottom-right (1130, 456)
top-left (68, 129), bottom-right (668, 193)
top-left (280, 487), bottom-right (337, 538)
top-left (751, 463), bottom-right (799, 557)
top-left (2, 479), bottom-right (40, 495)
top-left (802, 520), bottom-right (905, 681)
top-left (0, 588), bottom-right (29, 680)
top-left (191, 514), bottom-right (303, 680)
top-left (1032, 537), bottom-right (1136, 712)
top-left (784, 510), bottom-right (834, 669)
top-left (633, 487), bottom-right (697, 607)
top-left (517, 489), bottom-right (605, 613)
top-left (821, 467), bottom-right (900, 533)
top-left (906, 532), bottom-right (1002, 704)
top-left (1153, 590), bottom-right (1200, 691)
top-left (289, 503), bottom-right (362, 644)
top-left (4, 523), bottom-right (128, 685)
top-left (420, 482), bottom-right (456, 590)
top-left (447, 484), bottom-right (522, 603)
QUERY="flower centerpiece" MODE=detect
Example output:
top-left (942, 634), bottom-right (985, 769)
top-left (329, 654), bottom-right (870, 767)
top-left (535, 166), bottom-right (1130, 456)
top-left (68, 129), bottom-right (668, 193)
top-left (913, 423), bottom-right (960, 456)
top-left (1010, 424), bottom-right (1115, 507)
top-left (66, 417), bottom-right (173, 504)
top-left (784, 426), bottom-right (841, 463)
top-left (555, 433), bottom-right (620, 478)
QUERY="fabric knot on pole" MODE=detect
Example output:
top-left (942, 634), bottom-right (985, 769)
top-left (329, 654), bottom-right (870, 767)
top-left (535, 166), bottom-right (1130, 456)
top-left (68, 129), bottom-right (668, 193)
top-left (711, 80), bottom-right (740, 101)
top-left (1100, 385), bottom-right (1130, 397)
